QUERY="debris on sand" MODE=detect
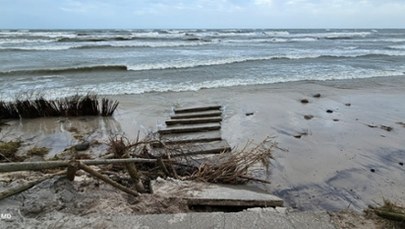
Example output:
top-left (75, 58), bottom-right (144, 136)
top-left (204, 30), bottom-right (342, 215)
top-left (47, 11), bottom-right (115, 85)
top-left (395, 122), bottom-right (405, 128)
top-left (380, 125), bottom-right (393, 132)
top-left (304, 115), bottom-right (314, 120)
top-left (313, 93), bottom-right (321, 98)
top-left (300, 99), bottom-right (309, 104)
top-left (366, 200), bottom-right (405, 228)
top-left (366, 124), bottom-right (393, 132)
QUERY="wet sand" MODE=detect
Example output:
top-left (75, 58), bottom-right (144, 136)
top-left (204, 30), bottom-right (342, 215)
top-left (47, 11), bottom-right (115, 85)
top-left (1, 75), bottom-right (405, 211)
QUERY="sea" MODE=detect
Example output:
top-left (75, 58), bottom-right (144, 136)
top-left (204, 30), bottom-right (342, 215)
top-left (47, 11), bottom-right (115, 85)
top-left (1, 29), bottom-right (405, 100)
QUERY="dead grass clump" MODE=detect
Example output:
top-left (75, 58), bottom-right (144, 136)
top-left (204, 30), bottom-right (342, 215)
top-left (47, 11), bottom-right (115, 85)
top-left (27, 146), bottom-right (50, 157)
top-left (366, 200), bottom-right (405, 228)
top-left (190, 138), bottom-right (275, 184)
top-left (108, 136), bottom-right (131, 158)
top-left (0, 94), bottom-right (119, 119)
top-left (101, 98), bottom-right (119, 116)
top-left (0, 101), bottom-right (19, 119)
top-left (0, 141), bottom-right (23, 162)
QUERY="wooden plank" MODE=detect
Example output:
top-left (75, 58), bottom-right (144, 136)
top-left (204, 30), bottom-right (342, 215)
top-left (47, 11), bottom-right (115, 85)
top-left (166, 117), bottom-right (222, 126)
top-left (170, 140), bottom-right (231, 157)
top-left (160, 131), bottom-right (222, 144)
top-left (171, 111), bottom-right (222, 119)
top-left (158, 124), bottom-right (221, 135)
top-left (174, 105), bottom-right (221, 114)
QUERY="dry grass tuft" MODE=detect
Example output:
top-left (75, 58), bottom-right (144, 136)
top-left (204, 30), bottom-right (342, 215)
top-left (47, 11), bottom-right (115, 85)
top-left (190, 138), bottom-right (275, 184)
top-left (0, 94), bottom-right (119, 119)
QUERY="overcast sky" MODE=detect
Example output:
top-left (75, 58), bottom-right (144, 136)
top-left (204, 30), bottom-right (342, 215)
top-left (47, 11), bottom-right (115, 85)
top-left (1, 0), bottom-right (404, 29)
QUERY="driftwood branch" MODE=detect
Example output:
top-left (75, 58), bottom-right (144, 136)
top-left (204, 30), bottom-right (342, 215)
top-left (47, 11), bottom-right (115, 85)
top-left (0, 171), bottom-right (65, 201)
top-left (0, 158), bottom-right (172, 173)
top-left (78, 162), bottom-right (139, 197)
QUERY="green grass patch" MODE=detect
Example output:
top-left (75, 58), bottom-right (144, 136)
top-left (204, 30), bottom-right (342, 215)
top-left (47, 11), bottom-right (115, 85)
top-left (0, 141), bottom-right (22, 162)
top-left (27, 146), bottom-right (50, 157)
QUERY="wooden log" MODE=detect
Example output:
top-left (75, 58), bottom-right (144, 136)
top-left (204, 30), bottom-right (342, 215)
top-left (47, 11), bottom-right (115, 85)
top-left (165, 117), bottom-right (222, 126)
top-left (158, 124), bottom-right (221, 135)
top-left (67, 161), bottom-right (79, 181)
top-left (0, 158), bottom-right (170, 173)
top-left (174, 105), bottom-right (221, 114)
top-left (78, 162), bottom-right (139, 197)
top-left (374, 209), bottom-right (405, 222)
top-left (0, 171), bottom-right (65, 201)
top-left (171, 111), bottom-right (222, 119)
top-left (124, 162), bottom-right (145, 193)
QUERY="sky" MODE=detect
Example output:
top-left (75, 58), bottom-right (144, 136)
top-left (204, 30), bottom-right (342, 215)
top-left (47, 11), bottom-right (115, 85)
top-left (1, 0), bottom-right (405, 29)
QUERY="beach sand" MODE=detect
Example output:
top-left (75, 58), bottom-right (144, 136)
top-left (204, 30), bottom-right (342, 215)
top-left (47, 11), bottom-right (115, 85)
top-left (1, 75), bottom-right (404, 212)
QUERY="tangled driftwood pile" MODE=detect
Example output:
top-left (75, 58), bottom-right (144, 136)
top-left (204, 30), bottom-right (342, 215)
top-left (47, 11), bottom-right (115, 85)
top-left (0, 135), bottom-right (277, 201)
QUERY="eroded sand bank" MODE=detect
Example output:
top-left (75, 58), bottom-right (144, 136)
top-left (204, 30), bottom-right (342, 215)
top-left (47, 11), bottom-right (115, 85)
top-left (1, 75), bottom-right (404, 212)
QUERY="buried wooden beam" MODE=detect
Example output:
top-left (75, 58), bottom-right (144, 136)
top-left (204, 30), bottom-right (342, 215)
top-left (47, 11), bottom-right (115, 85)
top-left (156, 131), bottom-right (223, 145)
top-left (171, 111), bottom-right (222, 119)
top-left (165, 117), bottom-right (222, 126)
top-left (161, 136), bottom-right (222, 145)
top-left (158, 124), bottom-right (221, 135)
top-left (170, 140), bottom-right (231, 157)
top-left (0, 171), bottom-right (65, 201)
top-left (174, 105), bottom-right (221, 114)
top-left (78, 162), bottom-right (139, 197)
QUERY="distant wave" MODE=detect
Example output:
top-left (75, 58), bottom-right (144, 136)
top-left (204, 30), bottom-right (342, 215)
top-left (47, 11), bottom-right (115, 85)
top-left (2, 70), bottom-right (403, 101)
top-left (0, 41), bottom-right (211, 51)
top-left (57, 37), bottom-right (133, 42)
top-left (1, 30), bottom-right (375, 44)
top-left (388, 45), bottom-right (405, 50)
top-left (0, 65), bottom-right (128, 76)
top-left (1, 52), bottom-right (404, 75)
top-left (127, 53), bottom-right (405, 71)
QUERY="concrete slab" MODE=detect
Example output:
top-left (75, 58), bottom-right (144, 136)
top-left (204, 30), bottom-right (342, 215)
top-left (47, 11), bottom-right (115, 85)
top-left (151, 178), bottom-right (283, 208)
top-left (224, 211), bottom-right (292, 229)
top-left (2, 208), bottom-right (338, 228)
top-left (286, 211), bottom-right (336, 229)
